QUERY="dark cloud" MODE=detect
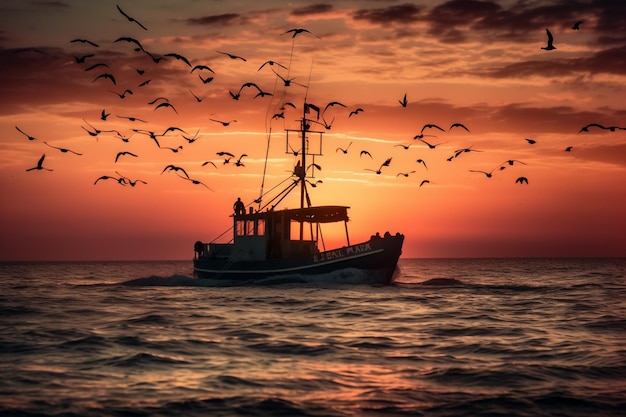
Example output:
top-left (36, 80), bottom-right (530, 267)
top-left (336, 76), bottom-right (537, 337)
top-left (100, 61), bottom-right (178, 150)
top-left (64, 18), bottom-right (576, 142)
top-left (480, 45), bottom-right (626, 78)
top-left (352, 3), bottom-right (422, 25)
top-left (31, 0), bottom-right (69, 7)
top-left (186, 13), bottom-right (248, 26)
top-left (291, 3), bottom-right (334, 16)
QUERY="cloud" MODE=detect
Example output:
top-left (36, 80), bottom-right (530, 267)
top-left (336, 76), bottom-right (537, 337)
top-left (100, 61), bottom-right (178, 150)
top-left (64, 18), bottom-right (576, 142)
top-left (352, 3), bottom-right (423, 25)
top-left (186, 13), bottom-right (249, 26)
top-left (291, 3), bottom-right (334, 16)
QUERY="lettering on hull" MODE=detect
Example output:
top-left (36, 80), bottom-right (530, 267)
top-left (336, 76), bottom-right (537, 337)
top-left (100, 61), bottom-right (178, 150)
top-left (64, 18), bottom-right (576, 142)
top-left (313, 243), bottom-right (372, 263)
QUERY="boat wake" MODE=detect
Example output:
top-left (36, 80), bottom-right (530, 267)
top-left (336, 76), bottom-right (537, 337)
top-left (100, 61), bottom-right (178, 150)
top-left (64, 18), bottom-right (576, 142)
top-left (121, 268), bottom-right (392, 287)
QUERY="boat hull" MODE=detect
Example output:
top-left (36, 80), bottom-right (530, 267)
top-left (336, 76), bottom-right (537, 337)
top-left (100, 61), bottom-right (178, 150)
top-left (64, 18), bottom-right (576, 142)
top-left (193, 233), bottom-right (404, 284)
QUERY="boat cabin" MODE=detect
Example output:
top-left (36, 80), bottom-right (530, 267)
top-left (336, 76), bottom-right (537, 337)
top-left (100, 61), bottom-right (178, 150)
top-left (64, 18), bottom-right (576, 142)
top-left (199, 205), bottom-right (350, 262)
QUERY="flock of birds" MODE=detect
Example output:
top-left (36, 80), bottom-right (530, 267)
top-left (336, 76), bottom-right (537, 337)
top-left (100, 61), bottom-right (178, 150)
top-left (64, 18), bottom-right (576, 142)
top-left (16, 5), bottom-right (624, 199)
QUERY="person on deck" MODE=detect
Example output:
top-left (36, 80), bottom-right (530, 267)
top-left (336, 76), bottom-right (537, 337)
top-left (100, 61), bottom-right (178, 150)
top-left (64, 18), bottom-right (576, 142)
top-left (233, 197), bottom-right (245, 216)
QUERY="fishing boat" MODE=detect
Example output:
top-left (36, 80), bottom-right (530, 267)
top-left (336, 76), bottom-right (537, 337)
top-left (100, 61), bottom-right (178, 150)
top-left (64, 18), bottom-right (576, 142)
top-left (193, 99), bottom-right (404, 284)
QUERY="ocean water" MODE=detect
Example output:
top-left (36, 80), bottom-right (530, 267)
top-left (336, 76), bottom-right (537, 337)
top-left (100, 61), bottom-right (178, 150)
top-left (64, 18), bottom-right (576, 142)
top-left (0, 258), bottom-right (624, 417)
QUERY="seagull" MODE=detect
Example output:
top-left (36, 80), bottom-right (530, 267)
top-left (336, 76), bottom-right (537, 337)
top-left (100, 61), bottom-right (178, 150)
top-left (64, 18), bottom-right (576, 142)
top-left (154, 102), bottom-right (178, 114)
top-left (116, 4), bottom-right (148, 30)
top-left (525, 138), bottom-right (536, 144)
top-left (234, 154), bottom-right (247, 167)
top-left (399, 93), bottom-right (408, 107)
top-left (210, 118), bottom-right (237, 126)
top-left (100, 109), bottom-right (110, 120)
top-left (161, 126), bottom-right (187, 136)
top-left (114, 36), bottom-right (145, 52)
top-left (336, 142), bottom-right (352, 154)
top-left (189, 89), bottom-right (204, 102)
top-left (579, 123), bottom-right (606, 132)
top-left (70, 38), bottom-right (99, 47)
top-left (497, 159), bottom-right (527, 170)
top-left (419, 179), bottom-right (430, 187)
top-left (138, 79), bottom-right (151, 87)
top-left (349, 108), bottom-right (364, 117)
top-left (449, 123), bottom-right (470, 132)
top-left (258, 60), bottom-right (287, 71)
top-left (217, 51), bottom-right (246, 61)
top-left (164, 52), bottom-right (192, 67)
top-left (565, 146), bottom-right (573, 152)
top-left (417, 138), bottom-right (447, 149)
top-left (469, 169), bottom-right (495, 178)
top-left (115, 171), bottom-right (146, 187)
top-left (182, 129), bottom-right (201, 143)
top-left (365, 157), bottom-right (392, 175)
top-left (282, 28), bottom-right (320, 39)
top-left (116, 115), bottom-right (147, 122)
top-left (163, 145), bottom-right (183, 153)
top-left (178, 175), bottom-right (213, 191)
top-left (202, 160), bottom-right (217, 168)
top-left (306, 179), bottom-right (323, 188)
top-left (191, 64), bottom-right (215, 73)
top-left (26, 154), bottom-right (53, 171)
top-left (395, 142), bottom-right (413, 150)
top-left (515, 177), bottom-right (529, 185)
top-left (110, 89), bottom-right (133, 99)
top-left (147, 97), bottom-right (169, 105)
top-left (43, 141), bottom-right (82, 155)
top-left (416, 159), bottom-right (428, 169)
top-left (162, 164), bottom-right (189, 178)
top-left (217, 151), bottom-right (235, 164)
top-left (84, 63), bottom-right (109, 72)
top-left (93, 73), bottom-right (116, 85)
top-left (396, 171), bottom-right (415, 177)
top-left (15, 126), bottom-right (37, 141)
top-left (115, 151), bottom-right (138, 162)
top-left (360, 150), bottom-right (373, 158)
top-left (94, 175), bottom-right (125, 185)
top-left (74, 53), bottom-right (95, 64)
top-left (421, 124), bottom-right (445, 134)
top-left (129, 65), bottom-right (145, 75)
top-left (571, 21), bottom-right (583, 30)
top-left (541, 28), bottom-right (556, 50)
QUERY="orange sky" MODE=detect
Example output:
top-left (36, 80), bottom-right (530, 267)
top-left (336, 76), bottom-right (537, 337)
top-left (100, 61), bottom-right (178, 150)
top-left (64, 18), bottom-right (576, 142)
top-left (1, 0), bottom-right (625, 261)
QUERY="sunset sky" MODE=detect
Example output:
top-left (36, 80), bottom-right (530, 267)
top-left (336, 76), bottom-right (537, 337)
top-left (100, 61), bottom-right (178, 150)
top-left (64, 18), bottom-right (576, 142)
top-left (1, 0), bottom-right (625, 261)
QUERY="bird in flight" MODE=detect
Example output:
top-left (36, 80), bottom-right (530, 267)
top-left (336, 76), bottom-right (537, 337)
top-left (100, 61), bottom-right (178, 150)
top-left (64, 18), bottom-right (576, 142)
top-left (189, 89), bottom-right (204, 102)
top-left (74, 53), bottom-right (95, 64)
top-left (419, 179), bottom-right (430, 187)
top-left (162, 164), bottom-right (189, 178)
top-left (417, 138), bottom-right (447, 149)
top-left (217, 51), bottom-right (246, 61)
top-left (579, 123), bottom-right (607, 132)
top-left (154, 101), bottom-right (178, 114)
top-left (515, 177), bottom-right (529, 185)
top-left (43, 141), bottom-right (82, 155)
top-left (399, 93), bottom-right (408, 107)
top-left (26, 154), bottom-right (53, 171)
top-left (209, 118), bottom-right (237, 126)
top-left (100, 109), bottom-right (110, 121)
top-left (541, 28), bottom-right (556, 50)
top-left (115, 151), bottom-right (138, 163)
top-left (365, 157), bottom-right (392, 175)
top-left (571, 21), bottom-right (583, 30)
top-left (416, 159), bottom-right (428, 169)
top-left (336, 142), bottom-right (352, 154)
top-left (164, 52), bottom-right (192, 67)
top-left (177, 175), bottom-right (213, 191)
top-left (117, 115), bottom-right (147, 123)
top-left (115, 171), bottom-right (146, 187)
top-left (565, 146), bottom-right (573, 152)
top-left (70, 38), bottom-right (99, 47)
top-left (360, 150), bottom-right (373, 159)
top-left (115, 36), bottom-right (145, 52)
top-left (116, 4), bottom-right (147, 30)
top-left (525, 138), bottom-right (536, 144)
top-left (349, 108), bottom-right (364, 117)
top-left (15, 126), bottom-right (37, 141)
top-left (94, 175), bottom-right (126, 185)
top-left (421, 124), bottom-right (445, 134)
top-left (110, 89), bottom-right (133, 99)
top-left (283, 28), bottom-right (320, 39)
top-left (396, 171), bottom-right (415, 178)
top-left (258, 60), bottom-right (287, 71)
top-left (191, 64), bottom-right (215, 74)
top-left (234, 154), bottom-right (247, 167)
top-left (469, 169), bottom-right (496, 178)
top-left (449, 123), bottom-right (470, 132)
top-left (93, 73), bottom-right (116, 85)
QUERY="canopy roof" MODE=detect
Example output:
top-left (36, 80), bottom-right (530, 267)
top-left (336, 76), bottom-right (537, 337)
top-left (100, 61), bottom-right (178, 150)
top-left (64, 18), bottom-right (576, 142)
top-left (236, 205), bottom-right (350, 223)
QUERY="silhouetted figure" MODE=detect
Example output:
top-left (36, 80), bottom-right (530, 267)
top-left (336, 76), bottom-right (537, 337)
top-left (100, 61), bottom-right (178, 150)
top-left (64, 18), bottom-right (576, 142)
top-left (234, 197), bottom-right (245, 216)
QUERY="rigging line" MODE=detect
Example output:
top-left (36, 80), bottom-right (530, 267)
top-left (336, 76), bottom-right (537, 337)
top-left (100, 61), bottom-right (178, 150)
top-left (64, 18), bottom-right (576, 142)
top-left (257, 127), bottom-right (272, 212)
top-left (303, 58), bottom-right (314, 104)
